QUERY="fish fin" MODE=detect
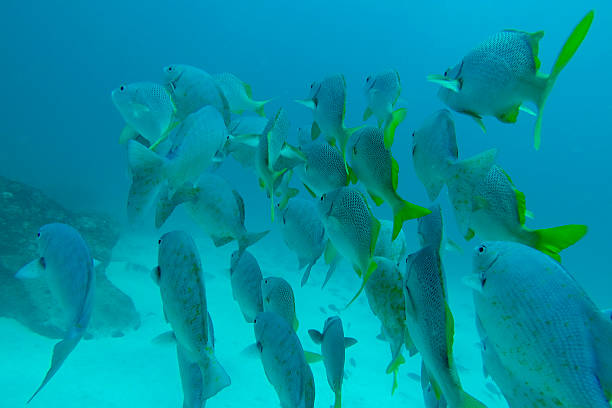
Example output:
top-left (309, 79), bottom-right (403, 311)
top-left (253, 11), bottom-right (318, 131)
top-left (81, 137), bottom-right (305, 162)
top-left (293, 317), bottom-right (299, 331)
top-left (459, 390), bottom-right (487, 408)
top-left (347, 165), bottom-right (359, 185)
top-left (426, 74), bottom-right (460, 92)
top-left (237, 230), bottom-right (270, 254)
top-left (514, 186), bottom-right (528, 226)
top-left (496, 105), bottom-right (520, 123)
top-left (232, 189), bottom-right (246, 225)
top-left (525, 210), bottom-right (535, 219)
top-left (155, 184), bottom-right (198, 228)
top-left (392, 198), bottom-right (431, 240)
top-left (383, 108), bottom-right (407, 149)
top-left (151, 331), bottom-right (176, 345)
top-left (444, 239), bottom-right (464, 254)
top-left (126, 140), bottom-right (166, 222)
top-left (369, 191), bottom-right (385, 206)
top-left (311, 122), bottom-right (321, 140)
top-left (232, 133), bottom-right (260, 147)
top-left (300, 262), bottom-right (314, 287)
top-left (462, 273), bottom-right (484, 293)
top-left (445, 301), bottom-right (455, 365)
top-left (464, 228), bottom-right (475, 241)
top-left (519, 104), bottom-right (537, 116)
top-left (304, 350), bottom-right (324, 363)
top-left (344, 337), bottom-right (358, 348)
top-left (243, 82), bottom-right (253, 98)
top-left (363, 107), bottom-right (373, 121)
top-left (322, 243), bottom-right (339, 288)
top-left (370, 215), bottom-right (381, 256)
top-left (119, 125), bottom-right (139, 145)
top-left (303, 183), bottom-right (317, 198)
top-left (15, 258), bottom-right (45, 279)
top-left (199, 355), bottom-right (231, 400)
top-left (462, 111), bottom-right (486, 133)
top-left (534, 10), bottom-right (594, 150)
top-left (345, 260), bottom-right (377, 309)
top-left (27, 327), bottom-right (84, 403)
top-left (322, 260), bottom-right (339, 289)
top-left (404, 329), bottom-right (418, 356)
top-left (385, 353), bottom-right (405, 374)
top-left (377, 118), bottom-right (384, 128)
top-left (403, 283), bottom-right (417, 318)
top-left (241, 343), bottom-right (260, 358)
top-left (255, 100), bottom-right (270, 117)
top-left (527, 30), bottom-right (545, 70)
top-left (531, 224), bottom-right (588, 262)
top-left (308, 329), bottom-right (323, 345)
top-left (211, 235), bottom-right (234, 247)
top-left (391, 156), bottom-right (399, 191)
top-left (334, 388), bottom-right (342, 408)
top-left (295, 99), bottom-right (316, 110)
top-left (446, 148), bottom-right (497, 237)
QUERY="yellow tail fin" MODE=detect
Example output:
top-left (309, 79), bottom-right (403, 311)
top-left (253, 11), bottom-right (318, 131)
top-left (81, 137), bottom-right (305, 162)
top-left (460, 390), bottom-right (487, 408)
top-left (533, 224), bottom-right (587, 262)
top-left (392, 199), bottom-right (431, 240)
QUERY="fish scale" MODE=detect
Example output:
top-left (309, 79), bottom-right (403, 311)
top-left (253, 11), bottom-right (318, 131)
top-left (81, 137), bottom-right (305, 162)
top-left (473, 242), bottom-right (609, 407)
top-left (312, 75), bottom-right (346, 139)
top-left (300, 141), bottom-right (347, 196)
top-left (472, 166), bottom-right (520, 231)
top-left (262, 277), bottom-right (298, 330)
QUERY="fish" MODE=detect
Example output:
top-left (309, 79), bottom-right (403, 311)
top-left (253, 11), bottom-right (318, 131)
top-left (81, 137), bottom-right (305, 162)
top-left (297, 74), bottom-right (359, 171)
top-left (421, 361), bottom-right (448, 408)
top-left (163, 64), bottom-right (231, 124)
top-left (274, 169), bottom-right (300, 211)
top-left (363, 69), bottom-right (407, 148)
top-left (126, 106), bottom-right (227, 221)
top-left (261, 276), bottom-right (299, 331)
top-left (364, 256), bottom-right (417, 394)
top-left (152, 231), bottom-right (230, 402)
top-left (296, 140), bottom-right (348, 197)
top-left (224, 116), bottom-right (269, 168)
top-left (318, 187), bottom-right (381, 307)
top-left (427, 11), bottom-right (594, 149)
top-left (111, 82), bottom-right (176, 146)
top-left (229, 250), bottom-right (264, 323)
top-left (155, 172), bottom-right (269, 253)
top-left (307, 316), bottom-right (358, 408)
top-left (16, 223), bottom-right (95, 403)
top-left (213, 72), bottom-right (270, 116)
top-left (279, 198), bottom-right (328, 287)
top-left (418, 204), bottom-right (461, 255)
top-left (469, 164), bottom-right (587, 261)
top-left (373, 219), bottom-right (407, 266)
top-left (253, 311), bottom-right (310, 408)
top-left (404, 245), bottom-right (485, 408)
top-left (175, 312), bottom-right (216, 408)
top-left (466, 241), bottom-right (612, 407)
top-left (348, 126), bottom-right (430, 239)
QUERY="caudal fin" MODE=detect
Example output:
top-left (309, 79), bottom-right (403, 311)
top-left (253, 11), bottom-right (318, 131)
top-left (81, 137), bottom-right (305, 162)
top-left (28, 328), bottom-right (83, 403)
top-left (334, 388), bottom-right (342, 408)
top-left (200, 356), bottom-right (231, 400)
top-left (255, 100), bottom-right (271, 117)
top-left (383, 108), bottom-right (407, 150)
top-left (344, 259), bottom-right (378, 309)
top-left (534, 10), bottom-right (594, 150)
top-left (238, 230), bottom-right (270, 254)
top-left (392, 198), bottom-right (431, 240)
top-left (127, 140), bottom-right (166, 222)
top-left (446, 149), bottom-right (497, 237)
top-left (460, 390), bottom-right (487, 408)
top-left (532, 224), bottom-right (587, 262)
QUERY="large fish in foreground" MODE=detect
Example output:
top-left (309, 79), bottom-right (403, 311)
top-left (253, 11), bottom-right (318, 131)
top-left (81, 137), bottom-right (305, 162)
top-left (427, 11), bottom-right (594, 149)
top-left (16, 223), bottom-right (95, 403)
top-left (152, 231), bottom-right (231, 403)
top-left (466, 241), bottom-right (612, 407)
top-left (404, 245), bottom-right (485, 408)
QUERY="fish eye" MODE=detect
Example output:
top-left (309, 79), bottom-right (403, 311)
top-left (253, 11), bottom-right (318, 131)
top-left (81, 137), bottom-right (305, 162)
top-left (264, 279), bottom-right (268, 284)
top-left (37, 232), bottom-right (40, 238)
top-left (444, 71), bottom-right (448, 77)
top-left (411, 131), bottom-right (415, 137)
top-left (167, 66), bottom-right (173, 72)
top-left (366, 76), bottom-right (371, 82)
top-left (119, 85), bottom-right (125, 91)
top-left (158, 239), bottom-right (162, 245)
top-left (310, 82), bottom-right (314, 89)
top-left (478, 244), bottom-right (486, 254)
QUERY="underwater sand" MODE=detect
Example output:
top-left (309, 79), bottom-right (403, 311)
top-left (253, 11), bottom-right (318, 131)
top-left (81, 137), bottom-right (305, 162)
top-left (3, 229), bottom-right (502, 407)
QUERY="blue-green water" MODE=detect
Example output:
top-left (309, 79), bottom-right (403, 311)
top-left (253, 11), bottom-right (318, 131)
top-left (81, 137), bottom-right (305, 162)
top-left (1, 1), bottom-right (610, 407)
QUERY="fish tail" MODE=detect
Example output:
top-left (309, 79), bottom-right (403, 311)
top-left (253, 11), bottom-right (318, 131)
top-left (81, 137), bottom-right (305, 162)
top-left (155, 183), bottom-right (198, 228)
top-left (300, 262), bottom-right (314, 287)
top-left (199, 356), bottom-right (231, 400)
top-left (344, 259), bottom-right (377, 309)
top-left (334, 388), bottom-right (342, 408)
top-left (534, 10), bottom-right (594, 150)
top-left (383, 108), bottom-right (407, 150)
top-left (238, 230), bottom-right (270, 254)
top-left (392, 197), bottom-right (431, 240)
top-left (127, 140), bottom-right (166, 222)
top-left (28, 327), bottom-right (84, 403)
top-left (255, 99), bottom-right (272, 117)
top-left (531, 224), bottom-right (588, 262)
top-left (459, 390), bottom-right (487, 408)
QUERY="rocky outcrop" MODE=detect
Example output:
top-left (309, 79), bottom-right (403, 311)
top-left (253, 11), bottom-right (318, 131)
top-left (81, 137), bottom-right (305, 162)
top-left (0, 176), bottom-right (140, 338)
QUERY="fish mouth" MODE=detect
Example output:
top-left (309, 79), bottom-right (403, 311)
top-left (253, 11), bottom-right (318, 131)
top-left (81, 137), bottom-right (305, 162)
top-left (169, 71), bottom-right (184, 91)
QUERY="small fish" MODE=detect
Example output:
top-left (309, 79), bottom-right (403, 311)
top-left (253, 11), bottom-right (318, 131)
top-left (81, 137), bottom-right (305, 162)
top-left (427, 11), bottom-right (594, 149)
top-left (230, 250), bottom-right (264, 323)
top-left (155, 172), bottom-right (269, 253)
top-left (318, 187), bottom-right (381, 306)
top-left (111, 82), bottom-right (175, 145)
top-left (469, 164), bottom-right (587, 261)
top-left (466, 241), bottom-right (612, 407)
top-left (404, 245), bottom-right (485, 408)
top-left (308, 316), bottom-right (358, 408)
top-left (274, 169), bottom-right (300, 211)
top-left (374, 220), bottom-right (408, 266)
top-left (297, 140), bottom-right (348, 197)
top-left (364, 256), bottom-right (416, 394)
top-left (297, 74), bottom-right (359, 171)
top-left (126, 106), bottom-right (227, 221)
top-left (163, 64), bottom-right (231, 124)
top-left (349, 126), bottom-right (430, 239)
top-left (151, 231), bottom-right (230, 403)
top-left (213, 72), bottom-right (270, 116)
top-left (16, 223), bottom-right (95, 403)
top-left (363, 70), bottom-right (407, 148)
top-left (261, 277), bottom-right (299, 331)
top-left (279, 198), bottom-right (328, 287)
top-left (253, 312), bottom-right (310, 408)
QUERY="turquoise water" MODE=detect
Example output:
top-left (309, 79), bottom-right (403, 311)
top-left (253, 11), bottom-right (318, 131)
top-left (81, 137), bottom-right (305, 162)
top-left (1, 1), bottom-right (611, 407)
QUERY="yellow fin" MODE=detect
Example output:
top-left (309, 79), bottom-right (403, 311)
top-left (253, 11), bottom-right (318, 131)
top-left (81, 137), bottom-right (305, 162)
top-left (514, 187), bottom-right (527, 225)
top-left (303, 183), bottom-right (316, 198)
top-left (391, 156), bottom-right (399, 191)
top-left (532, 224), bottom-right (588, 262)
top-left (392, 199), bottom-right (431, 240)
top-left (304, 351), bottom-right (323, 364)
top-left (497, 105), bottom-right (520, 123)
top-left (369, 191), bottom-right (385, 206)
top-left (344, 260), bottom-right (377, 309)
top-left (311, 122), bottom-right (321, 140)
top-left (383, 108), bottom-right (407, 149)
top-left (363, 107), bottom-right (373, 121)
top-left (243, 82), bottom-right (253, 98)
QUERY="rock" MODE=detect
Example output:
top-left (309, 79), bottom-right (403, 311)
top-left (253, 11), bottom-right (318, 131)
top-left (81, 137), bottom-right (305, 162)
top-left (0, 176), bottom-right (140, 338)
